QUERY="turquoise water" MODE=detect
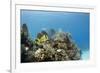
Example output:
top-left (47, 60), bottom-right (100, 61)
top-left (81, 50), bottom-right (89, 60)
top-left (20, 10), bottom-right (90, 60)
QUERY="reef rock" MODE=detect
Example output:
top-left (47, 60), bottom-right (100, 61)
top-left (21, 26), bottom-right (81, 62)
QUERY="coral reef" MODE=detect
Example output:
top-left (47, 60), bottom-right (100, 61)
top-left (21, 24), bottom-right (81, 62)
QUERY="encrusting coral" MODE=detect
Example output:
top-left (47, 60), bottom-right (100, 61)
top-left (21, 24), bottom-right (81, 62)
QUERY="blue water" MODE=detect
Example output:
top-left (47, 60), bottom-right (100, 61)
top-left (20, 10), bottom-right (90, 60)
